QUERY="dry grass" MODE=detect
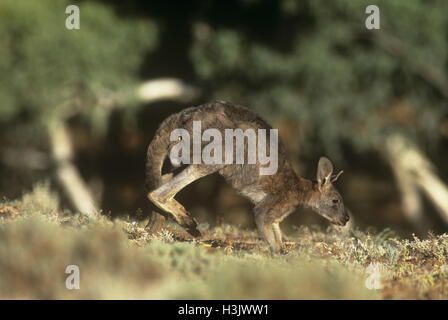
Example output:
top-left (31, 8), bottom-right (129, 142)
top-left (0, 183), bottom-right (447, 299)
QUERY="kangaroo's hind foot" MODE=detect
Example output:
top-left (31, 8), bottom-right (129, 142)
top-left (148, 164), bottom-right (224, 237)
top-left (145, 211), bottom-right (166, 235)
top-left (148, 191), bottom-right (201, 237)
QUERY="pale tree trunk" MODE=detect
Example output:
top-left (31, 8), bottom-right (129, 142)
top-left (382, 134), bottom-right (448, 230)
top-left (48, 121), bottom-right (99, 216)
top-left (137, 78), bottom-right (200, 103)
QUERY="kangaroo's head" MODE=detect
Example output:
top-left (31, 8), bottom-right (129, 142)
top-left (310, 157), bottom-right (349, 226)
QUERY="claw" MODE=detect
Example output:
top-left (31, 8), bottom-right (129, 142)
top-left (185, 220), bottom-right (201, 237)
top-left (187, 227), bottom-right (202, 237)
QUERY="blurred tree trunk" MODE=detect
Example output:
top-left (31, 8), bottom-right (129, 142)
top-left (48, 121), bottom-right (99, 216)
top-left (382, 134), bottom-right (448, 231)
top-left (137, 78), bottom-right (200, 103)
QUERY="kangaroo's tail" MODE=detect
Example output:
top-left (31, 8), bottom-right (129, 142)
top-left (145, 114), bottom-right (179, 192)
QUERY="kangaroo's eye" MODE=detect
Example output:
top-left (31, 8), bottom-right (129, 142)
top-left (332, 199), bottom-right (339, 204)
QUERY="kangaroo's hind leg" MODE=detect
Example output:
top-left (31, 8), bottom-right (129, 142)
top-left (145, 173), bottom-right (175, 234)
top-left (148, 164), bottom-right (224, 237)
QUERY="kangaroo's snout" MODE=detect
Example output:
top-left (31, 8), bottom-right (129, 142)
top-left (335, 211), bottom-right (350, 226)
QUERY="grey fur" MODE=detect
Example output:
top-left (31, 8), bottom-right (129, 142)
top-left (146, 101), bottom-right (349, 253)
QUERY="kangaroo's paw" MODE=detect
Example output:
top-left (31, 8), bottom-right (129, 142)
top-left (181, 217), bottom-right (202, 238)
top-left (145, 211), bottom-right (166, 235)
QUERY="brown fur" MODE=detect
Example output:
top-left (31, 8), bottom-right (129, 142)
top-left (145, 101), bottom-right (349, 253)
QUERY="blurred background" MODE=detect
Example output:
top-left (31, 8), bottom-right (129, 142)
top-left (1, 0), bottom-right (447, 237)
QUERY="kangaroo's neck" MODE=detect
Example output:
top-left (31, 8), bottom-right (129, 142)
top-left (294, 177), bottom-right (318, 208)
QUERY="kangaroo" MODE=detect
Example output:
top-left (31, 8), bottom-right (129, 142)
top-left (145, 101), bottom-right (349, 253)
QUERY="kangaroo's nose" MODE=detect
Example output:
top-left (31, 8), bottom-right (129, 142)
top-left (343, 215), bottom-right (350, 223)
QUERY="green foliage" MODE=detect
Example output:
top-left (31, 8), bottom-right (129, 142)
top-left (190, 0), bottom-right (448, 157)
top-left (1, 0), bottom-right (446, 157)
top-left (0, 0), bottom-right (157, 128)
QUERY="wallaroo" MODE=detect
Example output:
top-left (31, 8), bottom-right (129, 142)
top-left (145, 101), bottom-right (349, 253)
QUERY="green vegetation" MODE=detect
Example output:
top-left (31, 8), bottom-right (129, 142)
top-left (1, 184), bottom-right (447, 299)
top-left (0, 0), bottom-right (157, 129)
top-left (190, 0), bottom-right (448, 156)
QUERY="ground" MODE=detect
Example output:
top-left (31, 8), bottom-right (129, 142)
top-left (0, 184), bottom-right (447, 299)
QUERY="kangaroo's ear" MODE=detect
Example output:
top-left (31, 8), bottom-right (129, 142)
top-left (317, 157), bottom-right (334, 189)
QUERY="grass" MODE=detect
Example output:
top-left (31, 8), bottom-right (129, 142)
top-left (0, 183), bottom-right (447, 299)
